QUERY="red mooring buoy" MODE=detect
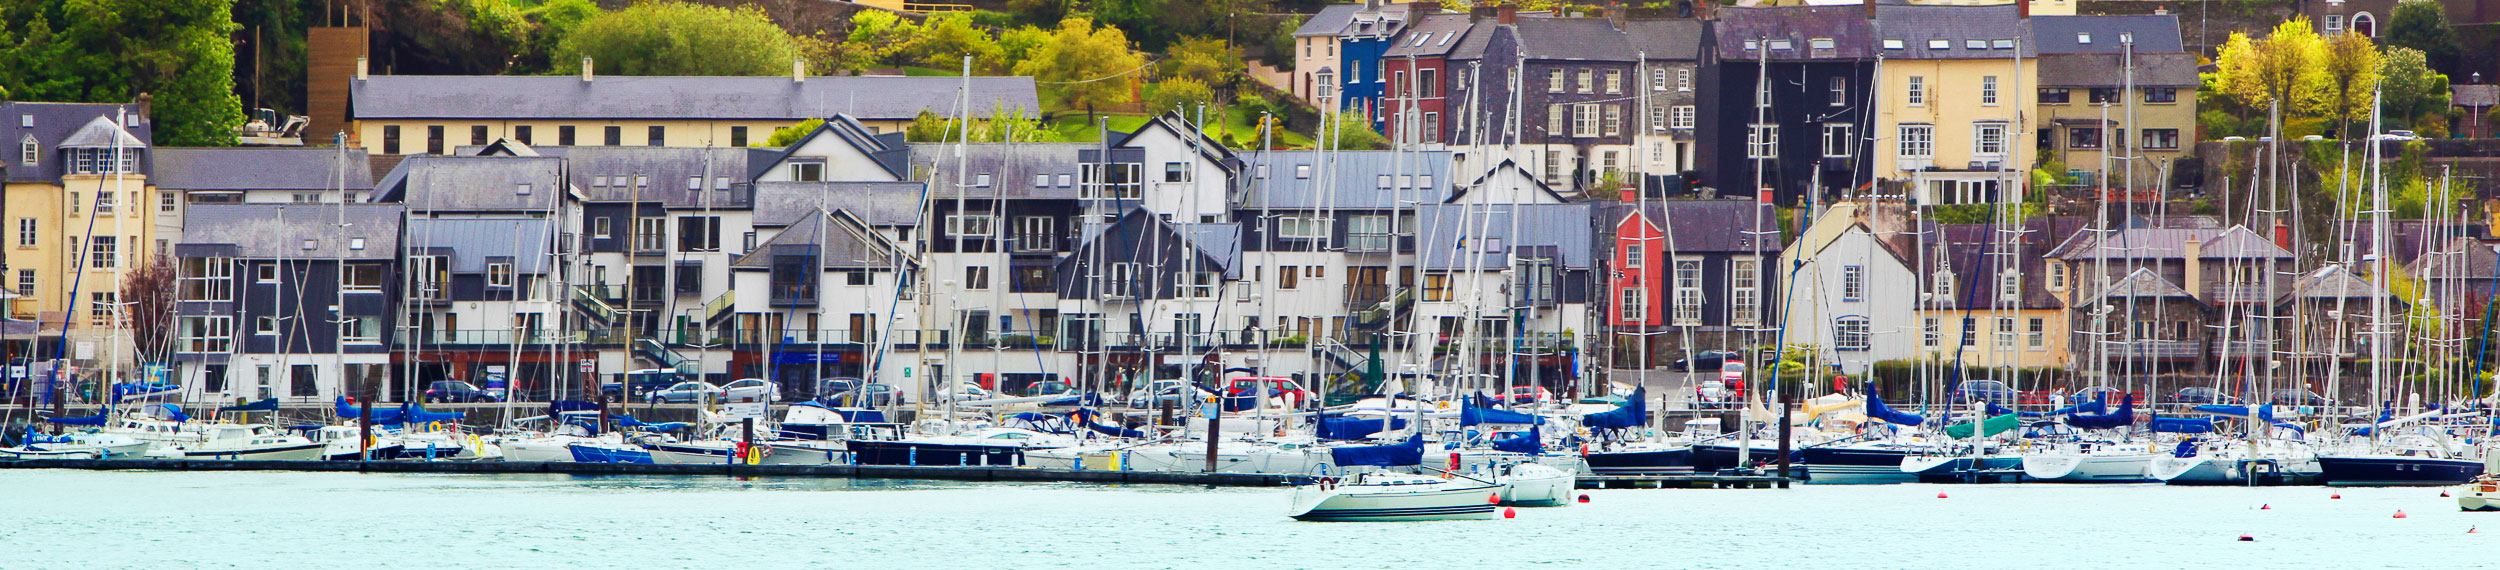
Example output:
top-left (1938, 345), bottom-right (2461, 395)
top-left (1488, 494), bottom-right (1502, 504)
top-left (2332, 493), bottom-right (2343, 499)
top-left (2444, 490), bottom-right (2453, 498)
top-left (2261, 504), bottom-right (2272, 510)
top-left (2396, 510), bottom-right (2410, 519)
top-left (2238, 534), bottom-right (2255, 542)
top-left (1937, 492), bottom-right (1949, 499)
top-left (1502, 507), bottom-right (1517, 519)
top-left (1577, 494), bottom-right (1590, 504)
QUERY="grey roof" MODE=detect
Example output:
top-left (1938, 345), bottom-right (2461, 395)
top-left (2284, 264), bottom-right (2397, 303)
top-left (910, 142), bottom-right (1089, 199)
top-left (2028, 15), bottom-right (2186, 55)
top-left (1626, 199), bottom-right (1787, 252)
top-left (1385, 14), bottom-right (1476, 58)
top-left (1293, 4), bottom-right (1364, 37)
top-left (349, 75), bottom-right (1041, 121)
top-left (2047, 225), bottom-right (2294, 261)
top-left (2456, 85), bottom-right (2500, 108)
top-left (1622, 19), bottom-right (1705, 61)
top-left (2037, 53), bottom-right (2200, 87)
top-left (1446, 15), bottom-right (1507, 61)
top-left (751, 181), bottom-right (924, 227)
top-left (180, 204), bottom-right (404, 259)
top-left (4, 102), bottom-right (152, 183)
top-left (536, 146), bottom-right (750, 207)
top-left (750, 116), bottom-right (910, 181)
top-left (732, 209), bottom-right (910, 270)
top-left (1516, 17), bottom-right (1637, 62)
top-left (2330, 219), bottom-right (2486, 267)
top-left (1913, 220), bottom-right (2079, 311)
top-left (1178, 223), bottom-right (1244, 278)
top-left (1241, 150), bottom-right (1453, 209)
top-left (59, 115), bottom-right (148, 148)
top-left (151, 147), bottom-right (374, 191)
top-left (1413, 203), bottom-right (1594, 270)
top-left (406, 218), bottom-right (556, 273)
top-left (390, 155), bottom-right (567, 211)
top-left (1872, 5), bottom-right (2034, 59)
top-left (1712, 6), bottom-right (1880, 60)
top-left (2090, 267), bottom-right (2196, 302)
top-left (2409, 237), bottom-right (2500, 279)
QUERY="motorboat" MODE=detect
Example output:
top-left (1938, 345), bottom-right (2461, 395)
top-left (846, 428), bottom-right (1075, 467)
top-left (144, 424), bottom-right (325, 460)
top-left (1582, 442), bottom-right (1693, 476)
top-left (1800, 438), bottom-right (1945, 485)
top-left (1490, 462), bottom-right (1575, 507)
top-left (2148, 438), bottom-right (2320, 486)
top-left (1286, 471), bottom-right (1503, 521)
top-left (0, 427), bottom-right (150, 460)
top-left (295, 425), bottom-right (406, 461)
top-left (2455, 475), bottom-right (2500, 511)
top-left (2020, 441), bottom-right (2160, 483)
top-left (2317, 434), bottom-right (2486, 486)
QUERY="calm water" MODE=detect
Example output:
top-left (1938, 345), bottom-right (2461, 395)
top-left (0, 469), bottom-right (2486, 569)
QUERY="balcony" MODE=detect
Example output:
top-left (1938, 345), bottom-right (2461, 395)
top-left (397, 329), bottom-right (607, 346)
top-left (2207, 284), bottom-right (2271, 304)
top-left (770, 284), bottom-right (818, 308)
top-left (2105, 340), bottom-right (2202, 359)
top-left (1344, 284), bottom-right (1389, 310)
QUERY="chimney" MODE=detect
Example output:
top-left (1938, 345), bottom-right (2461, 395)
top-left (2154, 5), bottom-right (2169, 15)
top-left (793, 58), bottom-right (807, 83)
top-left (1408, 1), bottom-right (1436, 15)
top-left (1499, 4), bottom-right (1517, 25)
top-left (1364, 0), bottom-right (1379, 11)
top-left (2273, 220), bottom-right (2292, 252)
top-left (355, 56), bottom-right (369, 80)
top-left (1864, 0), bottom-right (1877, 20)
top-left (2019, 0), bottom-right (2030, 19)
top-left (1608, 2), bottom-right (1627, 26)
top-left (2183, 237), bottom-right (2204, 301)
top-left (1472, 5), bottom-right (1497, 22)
top-left (580, 57), bottom-right (594, 82)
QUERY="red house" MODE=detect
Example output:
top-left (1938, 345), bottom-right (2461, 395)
top-left (1381, 11), bottom-right (1474, 145)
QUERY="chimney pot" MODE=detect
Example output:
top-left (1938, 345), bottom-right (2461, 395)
top-left (2020, 0), bottom-right (2031, 19)
top-left (1864, 0), bottom-right (1877, 20)
top-left (581, 57), bottom-right (594, 82)
top-left (355, 56), bottom-right (369, 81)
top-left (794, 59), bottom-right (808, 82)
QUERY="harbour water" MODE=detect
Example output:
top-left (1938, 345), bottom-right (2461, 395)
top-left (0, 470), bottom-right (2485, 569)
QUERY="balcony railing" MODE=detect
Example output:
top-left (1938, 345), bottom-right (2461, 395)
top-left (2208, 284), bottom-right (2271, 304)
top-left (1344, 284), bottom-right (1389, 309)
top-left (396, 329), bottom-right (610, 346)
top-left (770, 284), bottom-right (818, 307)
top-left (2106, 340), bottom-right (2202, 359)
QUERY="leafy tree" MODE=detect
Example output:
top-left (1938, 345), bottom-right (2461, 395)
top-left (0, 0), bottom-right (246, 146)
top-left (909, 12), bottom-right (1000, 72)
top-left (2379, 47), bottom-right (2450, 130)
top-left (762, 118), bottom-right (823, 147)
top-left (2384, 0), bottom-right (2462, 74)
top-left (843, 10), bottom-right (922, 70)
top-left (1014, 18), bottom-right (1147, 121)
top-left (122, 253), bottom-right (177, 365)
top-left (1162, 36), bottom-right (1242, 89)
top-left (995, 25), bottom-right (1051, 64)
top-left (556, 2), bottom-right (800, 76)
top-left (518, 0), bottom-right (602, 73)
top-left (1145, 78), bottom-right (1214, 116)
top-left (2320, 32), bottom-right (2381, 140)
top-left (1320, 111), bottom-right (1386, 150)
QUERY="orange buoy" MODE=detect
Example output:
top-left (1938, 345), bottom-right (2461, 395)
top-left (1488, 493), bottom-right (1502, 504)
top-left (1502, 507), bottom-right (1517, 519)
top-left (2237, 534), bottom-right (2255, 542)
top-left (1577, 494), bottom-right (1591, 503)
top-left (2444, 490), bottom-right (2453, 498)
top-left (2332, 493), bottom-right (2343, 499)
top-left (1937, 492), bottom-right (1949, 499)
top-left (2395, 510), bottom-right (2409, 519)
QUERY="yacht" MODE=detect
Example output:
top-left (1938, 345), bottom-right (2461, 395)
top-left (1287, 471), bottom-right (1502, 521)
top-left (144, 424), bottom-right (324, 460)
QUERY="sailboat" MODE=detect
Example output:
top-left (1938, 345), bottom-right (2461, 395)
top-left (0, 425), bottom-right (148, 459)
top-left (1286, 436), bottom-right (1500, 522)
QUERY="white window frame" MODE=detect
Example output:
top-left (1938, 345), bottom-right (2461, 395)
top-left (1619, 287), bottom-right (1648, 322)
top-left (1835, 317), bottom-right (1871, 350)
top-left (1671, 106), bottom-right (1695, 129)
top-left (1981, 76), bottom-right (1999, 105)
top-left (1906, 76), bottom-right (1926, 107)
top-left (1730, 259), bottom-right (1759, 326)
top-left (1899, 125), bottom-right (1935, 163)
top-left (1822, 123), bottom-right (1854, 158)
top-left (944, 213), bottom-right (995, 237)
top-left (1840, 265), bottom-right (1864, 302)
top-left (1974, 122), bottom-right (2008, 157)
top-left (486, 262), bottom-right (514, 289)
top-left (1747, 124), bottom-right (1777, 159)
top-left (1672, 258), bottom-right (1703, 325)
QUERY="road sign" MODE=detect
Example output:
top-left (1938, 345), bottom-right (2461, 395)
top-left (579, 359), bottom-right (595, 373)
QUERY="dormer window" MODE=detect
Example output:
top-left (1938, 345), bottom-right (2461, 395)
top-left (1883, 39), bottom-right (1905, 50)
top-left (1767, 39), bottom-right (1793, 50)
top-left (516, 183), bottom-right (532, 195)
top-left (2077, 32), bottom-right (2091, 44)
top-left (1928, 39), bottom-right (1950, 50)
top-left (790, 162), bottom-right (824, 182)
top-left (1965, 40), bottom-right (1986, 50)
top-left (17, 114), bottom-right (28, 128)
top-left (18, 135), bottom-right (33, 166)
top-left (1992, 39), bottom-right (2014, 49)
top-left (1810, 38), bottom-right (1835, 50)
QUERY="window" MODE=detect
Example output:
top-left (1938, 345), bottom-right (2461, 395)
top-left (1651, 68), bottom-right (1669, 91)
top-left (343, 264), bottom-right (382, 292)
top-left (1974, 123), bottom-right (2008, 156)
top-left (1899, 125), bottom-right (1934, 159)
top-left (1811, 38), bottom-right (1835, 50)
top-left (1179, 271), bottom-right (1217, 298)
top-left (1604, 70), bottom-right (1622, 94)
top-left (2028, 318), bottom-right (2047, 349)
top-left (2325, 14), bottom-right (2346, 34)
top-left (160, 191), bottom-right (177, 213)
top-left (1576, 68), bottom-right (1593, 93)
top-left (90, 291), bottom-right (116, 326)
top-left (1836, 317), bottom-right (1871, 350)
top-left (1886, 39), bottom-right (1906, 50)
top-left (1922, 318), bottom-right (1940, 347)
top-left (486, 261), bottom-right (514, 288)
top-left (1967, 39), bottom-right (1987, 50)
top-left (1840, 265), bottom-right (1864, 301)
top-left (1677, 69), bottom-right (1692, 92)
top-left (2076, 32), bottom-right (2091, 44)
top-left (2048, 262), bottom-right (2068, 291)
top-left (1998, 270), bottom-right (2019, 302)
top-left (677, 216), bottom-right (721, 252)
top-left (1573, 103), bottom-right (1599, 137)
top-left (1624, 243), bottom-right (1645, 268)
top-left (1618, 286), bottom-right (1648, 321)
top-left (1993, 39), bottom-right (2013, 50)
top-left (1548, 70), bottom-right (1563, 93)
top-left (1962, 317), bottom-right (1979, 346)
top-left (89, 235), bottom-right (116, 269)
top-left (95, 191), bottom-right (114, 216)
top-left (2144, 88), bottom-right (2178, 103)
top-left (1544, 150), bottom-right (1562, 184)
top-left (1768, 39), bottom-right (1792, 50)
top-left (2143, 128), bottom-right (2180, 150)
top-left (1347, 215), bottom-right (1392, 252)
top-left (1164, 162), bottom-right (1188, 183)
top-left (381, 125), bottom-right (401, 154)
top-left (559, 126), bottom-right (577, 146)
top-left (426, 125), bottom-right (444, 154)
top-left (1423, 273), bottom-right (1453, 302)
top-left (408, 255), bottom-right (444, 300)
top-left (1294, 164), bottom-right (1312, 179)
top-left (257, 264), bottom-right (277, 283)
top-left (1671, 106), bottom-right (1695, 129)
top-left (18, 135), bottom-right (35, 166)
top-left (1547, 104), bottom-right (1566, 135)
top-left (1673, 259), bottom-right (1703, 325)
top-left (514, 125), bottom-right (533, 145)
top-left (1603, 104), bottom-right (1621, 137)
top-left (603, 126), bottom-right (622, 146)
top-left (469, 125), bottom-right (488, 146)
top-left (2088, 88), bottom-right (2119, 103)
top-left (2068, 127), bottom-right (2102, 149)
top-left (2041, 88), bottom-right (2070, 104)
top-left (966, 266), bottom-right (990, 290)
top-left (343, 316), bottom-right (381, 344)
top-left (179, 316), bottom-right (232, 353)
top-left (1731, 260), bottom-right (1759, 326)
top-left (179, 257), bottom-right (233, 302)
top-left (14, 218), bottom-right (30, 248)
top-left (1011, 266), bottom-right (1053, 293)
top-left (1747, 124), bottom-right (1778, 159)
top-left (633, 217), bottom-right (666, 252)
top-left (1906, 76), bottom-right (1925, 106)
top-left (1649, 106), bottom-right (1669, 134)
top-left (1822, 123), bottom-right (1854, 158)
top-left (790, 162), bottom-right (824, 182)
top-left (1995, 318), bottom-right (2016, 350)
top-left (15, 270), bottom-right (29, 300)
top-left (730, 126), bottom-right (749, 147)
top-left (1278, 216), bottom-right (1330, 240)
top-left (945, 213), bottom-right (994, 237)
top-left (1981, 76), bottom-right (1998, 105)
top-left (1829, 77), bottom-right (1847, 106)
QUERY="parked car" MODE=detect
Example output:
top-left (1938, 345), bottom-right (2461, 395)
top-left (722, 378), bottom-right (780, 403)
top-left (424, 380), bottom-right (505, 403)
top-left (1669, 350), bottom-right (1740, 372)
top-left (2267, 389), bottom-right (2333, 407)
top-left (1126, 380), bottom-right (1197, 408)
top-left (1693, 380), bottom-right (1727, 408)
top-left (816, 377), bottom-right (863, 400)
top-left (1504, 386), bottom-right (1554, 405)
top-left (1225, 377), bottom-right (1315, 408)
top-left (599, 369), bottom-right (683, 401)
top-left (2171, 387), bottom-right (2241, 406)
top-left (828, 383), bottom-right (906, 407)
top-left (1022, 380), bottom-right (1076, 397)
top-left (935, 382), bottom-right (992, 402)
top-left (647, 381), bottom-right (724, 404)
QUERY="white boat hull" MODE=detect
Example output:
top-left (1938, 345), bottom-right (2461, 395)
top-left (151, 443), bottom-right (327, 461)
top-left (1288, 479), bottom-right (1502, 521)
top-left (2022, 453), bottom-right (2156, 483)
top-left (500, 437), bottom-right (587, 463)
top-left (1498, 464), bottom-right (1576, 507)
top-left (758, 441), bottom-right (851, 465)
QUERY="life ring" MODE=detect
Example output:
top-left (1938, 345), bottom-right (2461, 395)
top-left (425, 421), bottom-right (444, 432)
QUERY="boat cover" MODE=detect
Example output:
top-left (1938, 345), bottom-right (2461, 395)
top-left (614, 415), bottom-right (689, 432)
top-left (335, 397), bottom-right (464, 425)
top-left (1580, 386), bottom-right (1648, 430)
top-left (2149, 416), bottom-right (2213, 433)
top-left (1943, 413), bottom-right (2021, 438)
top-left (1072, 409), bottom-right (1145, 438)
top-left (1863, 383), bottom-right (1925, 426)
top-left (548, 400), bottom-right (600, 415)
top-left (2065, 394), bottom-right (2134, 430)
top-left (109, 382), bottom-right (182, 402)
top-left (218, 398), bottom-right (280, 412)
top-left (42, 412), bottom-right (109, 426)
top-left (1317, 414), bottom-right (1407, 441)
top-left (1489, 426), bottom-right (1542, 455)
top-left (20, 425), bottom-right (72, 444)
top-left (1461, 396), bottom-right (1543, 426)
top-left (1330, 434), bottom-right (1424, 467)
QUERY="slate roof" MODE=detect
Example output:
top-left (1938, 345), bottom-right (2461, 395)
top-left (406, 218), bottom-right (556, 273)
top-left (731, 209), bottom-right (911, 270)
top-left (2089, 267), bottom-right (2198, 302)
top-left (750, 181), bottom-right (924, 228)
top-left (749, 116), bottom-right (911, 181)
top-left (1625, 199), bottom-right (1786, 252)
top-left (2408, 237), bottom-right (2500, 280)
top-left (180, 204), bottom-right (404, 260)
top-left (1385, 14), bottom-right (1476, 58)
top-left (151, 147), bottom-right (375, 191)
top-left (4, 102), bottom-right (153, 183)
top-left (1412, 203), bottom-right (1594, 270)
top-left (1712, 6), bottom-right (1880, 61)
top-left (1293, 4), bottom-right (1364, 37)
top-left (2456, 85), bottom-right (2500, 108)
top-left (1241, 150), bottom-right (1453, 209)
top-left (2045, 225), bottom-right (2295, 261)
top-left (2028, 15), bottom-right (2186, 54)
top-left (536, 146), bottom-right (750, 207)
top-left (388, 155), bottom-right (567, 211)
top-left (349, 75), bottom-right (1041, 121)
top-left (1872, 4), bottom-right (2035, 59)
top-left (59, 115), bottom-right (148, 148)
top-left (2282, 264), bottom-right (2399, 304)
top-left (1622, 19), bottom-right (1705, 61)
top-left (910, 142), bottom-right (1089, 200)
top-left (1516, 17), bottom-right (1638, 62)
top-left (2037, 53), bottom-right (2200, 87)
top-left (2332, 219), bottom-right (2489, 267)
top-left (1913, 219), bottom-right (2080, 311)
top-left (1177, 223), bottom-right (1245, 278)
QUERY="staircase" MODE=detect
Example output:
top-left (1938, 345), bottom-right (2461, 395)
top-left (633, 338), bottom-right (697, 376)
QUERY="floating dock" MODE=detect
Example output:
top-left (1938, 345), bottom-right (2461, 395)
top-left (0, 458), bottom-right (1297, 487)
top-left (1578, 474), bottom-right (1795, 489)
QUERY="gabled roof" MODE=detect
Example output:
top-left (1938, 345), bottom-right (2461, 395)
top-left (751, 181), bottom-right (924, 228)
top-left (732, 208), bottom-right (913, 271)
top-left (2407, 236), bottom-right (2500, 280)
top-left (1872, 4), bottom-right (2034, 59)
top-left (1293, 4), bottom-right (1364, 38)
top-left (1621, 199), bottom-right (1786, 252)
top-left (1913, 219), bottom-right (2078, 311)
top-left (1177, 223), bottom-right (1244, 278)
top-left (385, 155), bottom-right (567, 212)
top-left (3, 102), bottom-right (152, 183)
top-left (2281, 264), bottom-right (2401, 306)
top-left (2028, 15), bottom-right (2186, 55)
top-left (1062, 208), bottom-right (1242, 279)
top-left (2045, 225), bottom-right (2295, 261)
top-left (2089, 267), bottom-right (2198, 303)
top-left (1712, 6), bottom-right (1880, 61)
top-left (179, 204), bottom-right (404, 260)
top-left (2037, 52), bottom-right (2200, 88)
top-left (1622, 19), bottom-right (1705, 61)
top-left (911, 142), bottom-right (1090, 200)
top-left (1449, 158), bottom-right (1570, 203)
top-left (348, 75), bottom-right (1039, 122)
top-left (1241, 150), bottom-right (1453, 208)
top-left (535, 146), bottom-right (749, 207)
top-left (1412, 203), bottom-right (1595, 270)
top-left (1385, 14), bottom-right (1475, 58)
top-left (1115, 111), bottom-right (1240, 169)
top-left (1515, 17), bottom-right (1637, 62)
top-left (151, 147), bottom-right (374, 191)
top-left (748, 115), bottom-right (910, 181)
top-left (58, 115), bottom-right (148, 148)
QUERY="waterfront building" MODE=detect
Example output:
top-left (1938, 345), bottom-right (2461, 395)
top-left (1, 101), bottom-right (164, 372)
top-left (1869, 4), bottom-right (2036, 206)
top-left (2031, 15), bottom-right (2196, 193)
top-left (172, 203), bottom-right (403, 402)
top-left (1605, 199), bottom-right (1784, 364)
top-left (1697, 5), bottom-right (1880, 206)
top-left (1777, 202), bottom-right (1920, 373)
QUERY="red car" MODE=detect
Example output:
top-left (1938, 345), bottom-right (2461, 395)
top-left (1224, 377), bottom-right (1315, 408)
top-left (1504, 386), bottom-right (1554, 405)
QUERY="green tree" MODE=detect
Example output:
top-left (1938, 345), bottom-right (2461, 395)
top-left (762, 118), bottom-right (823, 147)
top-left (909, 12), bottom-right (1000, 72)
top-left (2384, 0), bottom-right (2462, 74)
top-left (0, 0), bottom-right (247, 146)
top-left (558, 2), bottom-right (800, 76)
top-left (1014, 18), bottom-right (1147, 121)
top-left (2379, 47), bottom-right (2450, 130)
top-left (995, 25), bottom-right (1051, 64)
top-left (518, 0), bottom-right (603, 72)
top-left (2320, 32), bottom-right (2381, 140)
top-left (1320, 111), bottom-right (1386, 150)
top-left (1145, 78), bottom-right (1214, 116)
top-left (1161, 36), bottom-right (1242, 88)
top-left (843, 10), bottom-right (922, 69)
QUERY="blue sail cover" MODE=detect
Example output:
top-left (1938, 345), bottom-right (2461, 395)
top-left (1489, 426), bottom-right (1542, 455)
top-left (1071, 410), bottom-right (1145, 439)
top-left (1316, 414), bottom-right (1407, 441)
top-left (109, 382), bottom-right (182, 403)
top-left (147, 404), bottom-right (188, 423)
top-left (614, 415), bottom-right (689, 432)
top-left (1470, 391), bottom-right (1502, 409)
top-left (2065, 394), bottom-right (2134, 430)
top-left (337, 397), bottom-right (462, 425)
top-left (1330, 435), bottom-right (1425, 467)
top-left (2046, 400), bottom-right (2108, 416)
top-left (2149, 416), bottom-right (2213, 433)
top-left (1863, 383), bottom-right (1925, 426)
top-left (42, 413), bottom-right (108, 426)
top-left (218, 398), bottom-right (280, 412)
top-left (1461, 402), bottom-right (1543, 426)
top-left (1581, 386), bottom-right (1648, 430)
top-left (548, 400), bottom-right (600, 415)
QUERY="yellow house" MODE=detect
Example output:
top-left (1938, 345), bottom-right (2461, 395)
top-left (1870, 4), bottom-right (2035, 206)
top-left (2, 102), bottom-right (167, 368)
top-left (2031, 15), bottom-right (2198, 192)
top-left (1906, 219), bottom-right (2077, 370)
top-left (344, 58), bottom-right (1040, 154)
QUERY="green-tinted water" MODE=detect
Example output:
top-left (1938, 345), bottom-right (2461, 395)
top-left (0, 469), bottom-right (2481, 569)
